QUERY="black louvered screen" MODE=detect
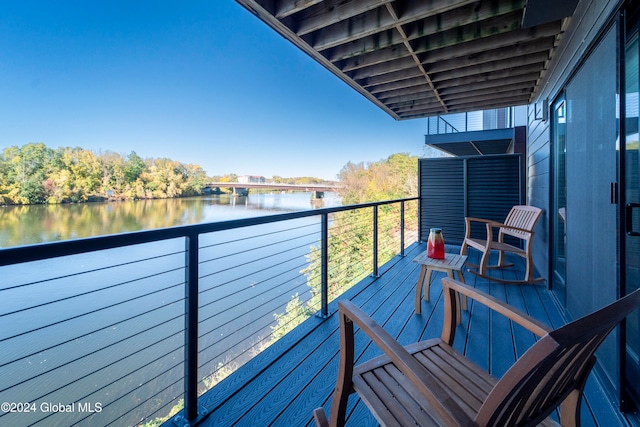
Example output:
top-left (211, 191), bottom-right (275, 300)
top-left (420, 158), bottom-right (465, 244)
top-left (419, 154), bottom-right (523, 246)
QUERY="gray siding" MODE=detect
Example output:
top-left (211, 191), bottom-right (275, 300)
top-left (527, 111), bottom-right (552, 280)
top-left (564, 24), bottom-right (618, 379)
top-left (527, 0), bottom-right (618, 283)
top-left (526, 0), bottom-right (620, 393)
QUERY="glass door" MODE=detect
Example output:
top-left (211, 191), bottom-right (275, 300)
top-left (552, 96), bottom-right (567, 306)
top-left (623, 23), bottom-right (640, 412)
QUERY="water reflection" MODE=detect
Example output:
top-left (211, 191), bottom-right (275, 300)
top-left (0, 192), bottom-right (340, 248)
top-left (0, 191), bottom-right (343, 426)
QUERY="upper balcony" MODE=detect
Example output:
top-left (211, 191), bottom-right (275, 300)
top-left (427, 107), bottom-right (521, 135)
top-left (425, 107), bottom-right (528, 157)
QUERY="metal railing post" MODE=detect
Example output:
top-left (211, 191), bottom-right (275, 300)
top-left (319, 213), bottom-right (329, 318)
top-left (372, 206), bottom-right (379, 277)
top-left (182, 234), bottom-right (200, 424)
top-left (400, 201), bottom-right (405, 257)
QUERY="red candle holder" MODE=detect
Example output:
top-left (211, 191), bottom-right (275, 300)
top-left (427, 228), bottom-right (445, 259)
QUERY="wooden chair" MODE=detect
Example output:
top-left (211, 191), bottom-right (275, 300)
top-left (313, 278), bottom-right (640, 427)
top-left (460, 205), bottom-right (544, 284)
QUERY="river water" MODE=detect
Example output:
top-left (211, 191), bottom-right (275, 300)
top-left (0, 192), bottom-right (341, 427)
top-left (0, 192), bottom-right (341, 248)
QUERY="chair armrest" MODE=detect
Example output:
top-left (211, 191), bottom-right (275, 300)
top-left (494, 223), bottom-right (535, 235)
top-left (440, 278), bottom-right (551, 344)
top-left (464, 217), bottom-right (499, 240)
top-left (338, 300), bottom-right (475, 427)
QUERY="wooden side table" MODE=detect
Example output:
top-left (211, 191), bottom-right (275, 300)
top-left (412, 252), bottom-right (468, 320)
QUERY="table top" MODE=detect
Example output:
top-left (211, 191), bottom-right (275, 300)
top-left (412, 252), bottom-right (468, 270)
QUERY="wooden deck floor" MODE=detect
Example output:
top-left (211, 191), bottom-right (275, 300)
top-left (196, 242), bottom-right (627, 427)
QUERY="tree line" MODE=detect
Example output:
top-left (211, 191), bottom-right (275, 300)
top-left (0, 143), bottom-right (338, 205)
top-left (0, 143), bottom-right (209, 205)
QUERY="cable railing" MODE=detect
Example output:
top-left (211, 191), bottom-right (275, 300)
top-left (427, 107), bottom-right (516, 135)
top-left (0, 197), bottom-right (419, 427)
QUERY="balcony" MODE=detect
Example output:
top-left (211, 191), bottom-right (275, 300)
top-left (195, 243), bottom-right (625, 426)
top-left (0, 197), bottom-right (627, 427)
top-left (426, 107), bottom-right (520, 136)
top-left (425, 107), bottom-right (528, 157)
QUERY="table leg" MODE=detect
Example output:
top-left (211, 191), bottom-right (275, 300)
top-left (456, 270), bottom-right (468, 311)
top-left (415, 266), bottom-right (427, 314)
top-left (423, 269), bottom-right (433, 302)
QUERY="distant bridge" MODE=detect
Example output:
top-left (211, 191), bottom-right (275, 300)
top-left (205, 182), bottom-right (342, 197)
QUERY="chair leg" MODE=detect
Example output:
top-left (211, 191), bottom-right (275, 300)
top-left (525, 252), bottom-right (534, 282)
top-left (479, 246), bottom-right (491, 277)
top-left (497, 249), bottom-right (506, 267)
top-left (456, 269), bottom-right (468, 312)
top-left (447, 270), bottom-right (462, 324)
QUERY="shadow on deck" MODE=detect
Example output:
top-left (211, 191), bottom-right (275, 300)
top-left (194, 242), bottom-right (627, 427)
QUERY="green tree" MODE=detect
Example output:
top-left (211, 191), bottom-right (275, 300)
top-left (271, 153), bottom-right (419, 339)
top-left (183, 164), bottom-right (207, 195)
top-left (0, 143), bottom-right (53, 204)
top-left (124, 151), bottom-right (147, 183)
top-left (98, 151), bottom-right (126, 195)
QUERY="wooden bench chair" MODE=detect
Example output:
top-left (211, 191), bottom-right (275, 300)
top-left (461, 205), bottom-right (544, 284)
top-left (313, 278), bottom-right (640, 427)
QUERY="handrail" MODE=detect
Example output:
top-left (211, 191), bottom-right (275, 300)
top-left (0, 196), bottom-right (419, 426)
top-left (426, 107), bottom-right (516, 135)
top-left (438, 115), bottom-right (459, 133)
top-left (0, 198), bottom-right (418, 267)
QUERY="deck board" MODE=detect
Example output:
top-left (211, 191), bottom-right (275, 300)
top-left (194, 242), bottom-right (628, 427)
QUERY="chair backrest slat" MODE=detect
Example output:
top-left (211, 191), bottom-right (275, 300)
top-left (501, 205), bottom-right (542, 241)
top-left (476, 288), bottom-right (640, 427)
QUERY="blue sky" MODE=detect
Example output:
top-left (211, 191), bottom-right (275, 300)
top-left (0, 1), bottom-right (427, 180)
